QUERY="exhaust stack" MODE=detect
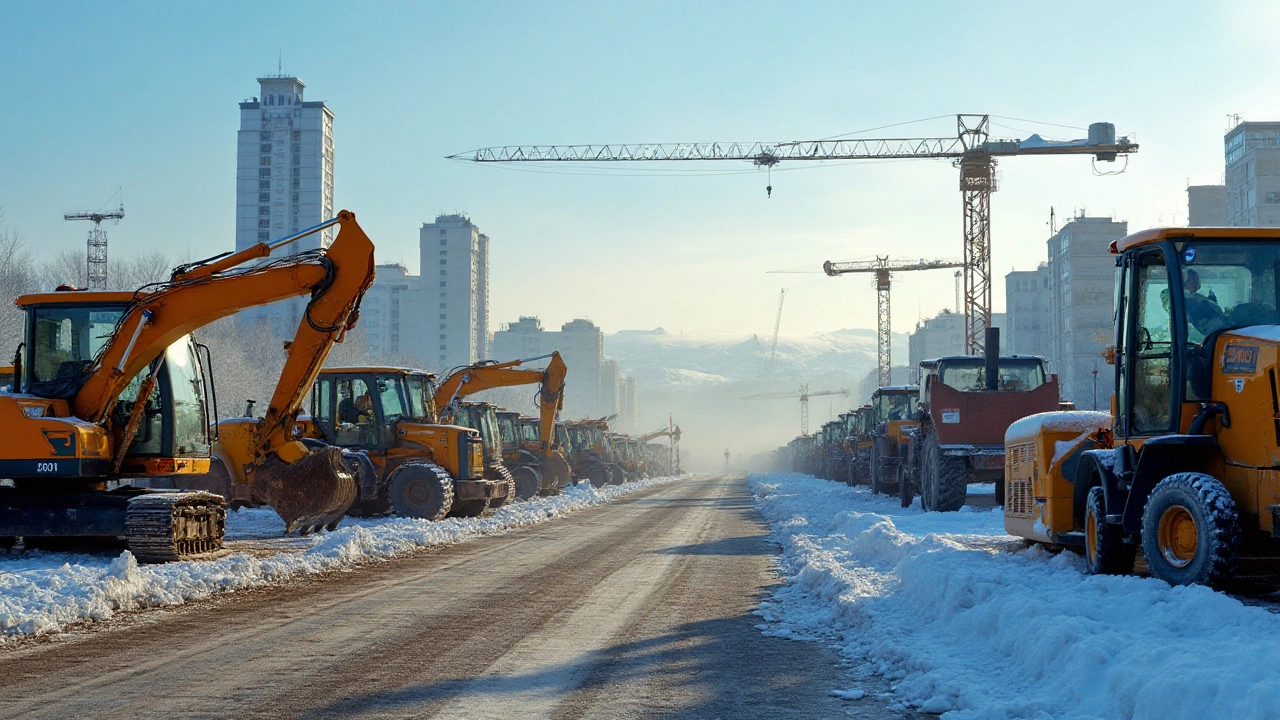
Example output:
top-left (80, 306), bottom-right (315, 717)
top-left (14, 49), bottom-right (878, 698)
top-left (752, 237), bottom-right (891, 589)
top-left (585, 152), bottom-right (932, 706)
top-left (985, 327), bottom-right (1000, 392)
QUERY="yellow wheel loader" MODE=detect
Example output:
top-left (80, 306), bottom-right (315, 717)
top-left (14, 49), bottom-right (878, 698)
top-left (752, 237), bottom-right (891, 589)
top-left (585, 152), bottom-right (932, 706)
top-left (1006, 227), bottom-right (1280, 588)
top-left (0, 211), bottom-right (375, 559)
top-left (304, 367), bottom-right (510, 520)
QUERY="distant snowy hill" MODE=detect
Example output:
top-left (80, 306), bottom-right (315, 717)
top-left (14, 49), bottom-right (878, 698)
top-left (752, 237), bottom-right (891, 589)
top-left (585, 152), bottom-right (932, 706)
top-left (605, 327), bottom-right (905, 388)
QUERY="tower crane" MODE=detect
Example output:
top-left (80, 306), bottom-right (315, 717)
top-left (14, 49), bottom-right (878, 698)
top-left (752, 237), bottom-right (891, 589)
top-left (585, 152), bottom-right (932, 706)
top-left (450, 114), bottom-right (1137, 353)
top-left (64, 201), bottom-right (125, 289)
top-left (767, 288), bottom-right (785, 380)
top-left (822, 256), bottom-right (964, 386)
top-left (744, 383), bottom-right (849, 436)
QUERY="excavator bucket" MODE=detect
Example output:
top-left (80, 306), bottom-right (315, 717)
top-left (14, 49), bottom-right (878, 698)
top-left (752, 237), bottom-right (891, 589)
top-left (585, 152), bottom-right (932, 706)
top-left (543, 453), bottom-right (573, 491)
top-left (252, 446), bottom-right (358, 535)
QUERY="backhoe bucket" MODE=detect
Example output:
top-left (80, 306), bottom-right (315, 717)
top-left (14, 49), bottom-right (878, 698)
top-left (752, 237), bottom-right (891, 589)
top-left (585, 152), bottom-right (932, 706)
top-left (542, 454), bottom-right (572, 491)
top-left (252, 446), bottom-right (358, 535)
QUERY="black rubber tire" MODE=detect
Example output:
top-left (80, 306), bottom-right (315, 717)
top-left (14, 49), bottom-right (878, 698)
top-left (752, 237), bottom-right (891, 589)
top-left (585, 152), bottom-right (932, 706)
top-left (1084, 486), bottom-right (1136, 575)
top-left (585, 464), bottom-right (610, 488)
top-left (869, 442), bottom-right (884, 495)
top-left (1140, 472), bottom-right (1241, 589)
top-left (899, 464), bottom-right (915, 508)
top-left (994, 478), bottom-right (1006, 507)
top-left (387, 462), bottom-right (454, 521)
top-left (512, 465), bottom-right (541, 501)
top-left (922, 436), bottom-right (967, 512)
top-left (606, 464), bottom-right (626, 486)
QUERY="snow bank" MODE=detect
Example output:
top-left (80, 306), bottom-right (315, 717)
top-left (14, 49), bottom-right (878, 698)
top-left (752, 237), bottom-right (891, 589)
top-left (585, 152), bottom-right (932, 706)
top-left (0, 476), bottom-right (679, 641)
top-left (750, 472), bottom-right (1280, 720)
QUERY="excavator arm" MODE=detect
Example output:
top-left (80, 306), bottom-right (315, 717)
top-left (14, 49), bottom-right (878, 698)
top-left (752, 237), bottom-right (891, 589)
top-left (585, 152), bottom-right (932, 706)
top-left (435, 351), bottom-right (567, 456)
top-left (71, 210), bottom-right (374, 532)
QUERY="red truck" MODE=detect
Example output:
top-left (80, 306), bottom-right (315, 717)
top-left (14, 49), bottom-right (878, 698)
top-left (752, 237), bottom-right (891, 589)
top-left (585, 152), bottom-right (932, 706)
top-left (901, 329), bottom-right (1061, 511)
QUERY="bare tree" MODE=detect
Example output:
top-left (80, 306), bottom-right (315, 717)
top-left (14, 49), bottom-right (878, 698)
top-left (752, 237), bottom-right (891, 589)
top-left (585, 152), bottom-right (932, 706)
top-left (0, 228), bottom-right (37, 358)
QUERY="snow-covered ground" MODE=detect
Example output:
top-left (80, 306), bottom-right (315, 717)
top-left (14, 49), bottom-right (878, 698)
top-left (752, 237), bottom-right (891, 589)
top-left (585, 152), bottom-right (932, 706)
top-left (751, 472), bottom-right (1280, 720)
top-left (0, 476), bottom-right (679, 642)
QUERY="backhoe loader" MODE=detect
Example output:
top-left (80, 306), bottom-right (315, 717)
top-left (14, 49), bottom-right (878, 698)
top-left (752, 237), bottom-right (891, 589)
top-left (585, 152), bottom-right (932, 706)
top-left (565, 418), bottom-right (625, 487)
top-left (1005, 226), bottom-right (1280, 589)
top-left (305, 367), bottom-right (512, 519)
top-left (0, 212), bottom-right (374, 559)
top-left (434, 352), bottom-right (570, 499)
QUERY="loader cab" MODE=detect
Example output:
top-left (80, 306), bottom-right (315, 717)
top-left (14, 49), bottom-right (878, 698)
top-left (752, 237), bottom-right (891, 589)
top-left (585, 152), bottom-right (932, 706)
top-left (310, 368), bottom-right (436, 450)
top-left (1112, 230), bottom-right (1280, 440)
top-left (453, 402), bottom-right (504, 465)
top-left (495, 410), bottom-right (521, 454)
top-left (18, 296), bottom-right (214, 471)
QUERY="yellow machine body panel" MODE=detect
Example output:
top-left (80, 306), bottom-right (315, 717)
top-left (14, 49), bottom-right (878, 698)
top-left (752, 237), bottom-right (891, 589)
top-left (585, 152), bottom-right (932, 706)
top-left (387, 422), bottom-right (484, 481)
top-left (1002, 411), bottom-right (1112, 542)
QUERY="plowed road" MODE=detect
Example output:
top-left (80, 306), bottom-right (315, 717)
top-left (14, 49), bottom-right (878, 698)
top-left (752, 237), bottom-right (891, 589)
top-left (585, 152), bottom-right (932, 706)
top-left (0, 476), bottom-right (916, 719)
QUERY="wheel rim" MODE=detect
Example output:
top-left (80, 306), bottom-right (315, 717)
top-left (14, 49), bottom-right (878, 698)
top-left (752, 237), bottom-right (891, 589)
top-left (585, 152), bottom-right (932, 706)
top-left (1086, 508), bottom-right (1098, 563)
top-left (401, 477), bottom-right (436, 514)
top-left (1157, 504), bottom-right (1198, 568)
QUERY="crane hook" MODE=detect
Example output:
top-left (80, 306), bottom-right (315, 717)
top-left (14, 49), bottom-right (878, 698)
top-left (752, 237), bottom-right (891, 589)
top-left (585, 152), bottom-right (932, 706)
top-left (766, 165), bottom-right (773, 198)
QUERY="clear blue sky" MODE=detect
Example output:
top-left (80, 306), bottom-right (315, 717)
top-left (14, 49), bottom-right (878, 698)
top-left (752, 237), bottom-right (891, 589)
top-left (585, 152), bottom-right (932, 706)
top-left (1, 1), bottom-right (1273, 336)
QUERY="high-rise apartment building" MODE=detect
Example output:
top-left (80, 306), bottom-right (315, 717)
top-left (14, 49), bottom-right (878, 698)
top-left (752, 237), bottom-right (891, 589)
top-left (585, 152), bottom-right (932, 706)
top-left (490, 317), bottom-right (622, 419)
top-left (1225, 121), bottom-right (1280, 226)
top-left (358, 263), bottom-right (418, 360)
top-left (1004, 265), bottom-right (1051, 358)
top-left (1188, 185), bottom-right (1227, 226)
top-left (235, 75), bottom-right (334, 336)
top-left (1044, 216), bottom-right (1126, 409)
top-left (421, 214), bottom-right (489, 370)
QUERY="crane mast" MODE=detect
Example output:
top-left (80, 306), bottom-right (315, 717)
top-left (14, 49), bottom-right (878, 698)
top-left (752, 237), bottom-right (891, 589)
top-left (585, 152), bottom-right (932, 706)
top-left (64, 204), bottom-right (125, 289)
top-left (453, 114), bottom-right (1137, 353)
top-left (823, 257), bottom-right (965, 386)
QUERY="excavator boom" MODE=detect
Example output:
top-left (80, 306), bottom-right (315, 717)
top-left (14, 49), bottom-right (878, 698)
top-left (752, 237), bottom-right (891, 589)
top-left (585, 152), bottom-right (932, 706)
top-left (435, 352), bottom-right (567, 457)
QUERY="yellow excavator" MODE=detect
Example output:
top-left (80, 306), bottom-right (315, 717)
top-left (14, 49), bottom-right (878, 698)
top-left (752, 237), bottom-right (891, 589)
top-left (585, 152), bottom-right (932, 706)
top-left (0, 211), bottom-right (375, 559)
top-left (434, 352), bottom-right (570, 499)
top-left (1005, 227), bottom-right (1280, 588)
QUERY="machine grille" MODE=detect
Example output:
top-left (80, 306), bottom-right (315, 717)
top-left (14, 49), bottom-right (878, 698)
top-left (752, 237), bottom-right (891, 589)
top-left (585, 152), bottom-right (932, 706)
top-left (1005, 442), bottom-right (1036, 517)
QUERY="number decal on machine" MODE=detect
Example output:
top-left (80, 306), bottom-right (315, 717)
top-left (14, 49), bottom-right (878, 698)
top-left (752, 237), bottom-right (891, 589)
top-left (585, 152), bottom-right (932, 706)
top-left (35, 462), bottom-right (59, 473)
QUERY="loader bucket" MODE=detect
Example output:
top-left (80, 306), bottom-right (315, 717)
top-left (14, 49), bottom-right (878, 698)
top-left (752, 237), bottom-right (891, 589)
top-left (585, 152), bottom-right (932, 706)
top-left (252, 446), bottom-right (358, 535)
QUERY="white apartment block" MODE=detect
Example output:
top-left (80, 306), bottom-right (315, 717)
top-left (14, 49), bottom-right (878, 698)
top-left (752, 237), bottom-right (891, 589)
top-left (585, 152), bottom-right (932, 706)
top-left (1004, 265), bottom-right (1051, 359)
top-left (235, 75), bottom-right (334, 337)
top-left (907, 310), bottom-right (1005, 379)
top-left (1226, 121), bottom-right (1280, 227)
top-left (490, 317), bottom-right (621, 420)
top-left (358, 263), bottom-right (418, 360)
top-left (421, 214), bottom-right (489, 370)
top-left (1044, 216), bottom-right (1126, 409)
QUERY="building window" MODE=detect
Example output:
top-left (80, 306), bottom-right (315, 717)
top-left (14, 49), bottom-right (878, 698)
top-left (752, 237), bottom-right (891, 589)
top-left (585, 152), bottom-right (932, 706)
top-left (261, 131), bottom-right (272, 141)
top-left (439, 314), bottom-right (446, 320)
top-left (292, 155), bottom-right (300, 166)
top-left (260, 143), bottom-right (272, 154)
top-left (440, 238), bottom-right (446, 246)
top-left (259, 206), bottom-right (270, 216)
top-left (259, 193), bottom-right (270, 203)
top-left (440, 303), bottom-right (447, 309)
top-left (258, 219), bottom-right (270, 228)
top-left (258, 231), bottom-right (269, 241)
top-left (292, 178), bottom-right (300, 190)
top-left (439, 323), bottom-right (447, 330)
top-left (259, 169), bottom-right (271, 178)
top-left (440, 269), bottom-right (447, 276)
top-left (260, 157), bottom-right (271, 166)
top-left (439, 249), bottom-right (447, 256)
top-left (259, 180), bottom-right (270, 191)
top-left (292, 167), bottom-right (299, 177)
top-left (292, 193), bottom-right (299, 204)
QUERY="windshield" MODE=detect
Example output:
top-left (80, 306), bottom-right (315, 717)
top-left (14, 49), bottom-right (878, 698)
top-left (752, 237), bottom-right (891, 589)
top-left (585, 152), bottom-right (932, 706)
top-left (404, 375), bottom-right (433, 421)
top-left (497, 414), bottom-right (518, 446)
top-left (938, 359), bottom-right (1046, 392)
top-left (519, 420), bottom-right (539, 443)
top-left (874, 392), bottom-right (917, 421)
top-left (26, 304), bottom-right (128, 398)
top-left (1172, 241), bottom-right (1280, 343)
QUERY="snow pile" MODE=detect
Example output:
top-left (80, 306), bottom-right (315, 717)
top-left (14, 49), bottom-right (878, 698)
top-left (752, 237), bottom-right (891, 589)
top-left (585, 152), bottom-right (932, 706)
top-left (0, 476), bottom-right (679, 641)
top-left (751, 472), bottom-right (1280, 720)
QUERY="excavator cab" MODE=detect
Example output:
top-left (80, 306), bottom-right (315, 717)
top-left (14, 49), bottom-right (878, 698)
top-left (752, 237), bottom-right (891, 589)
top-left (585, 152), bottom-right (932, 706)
top-left (14, 295), bottom-right (217, 477)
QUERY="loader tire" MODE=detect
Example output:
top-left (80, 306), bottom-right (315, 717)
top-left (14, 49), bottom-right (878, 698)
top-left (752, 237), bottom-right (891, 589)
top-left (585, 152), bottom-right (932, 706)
top-left (585, 464), bottom-right (610, 488)
top-left (922, 436), bottom-right (966, 512)
top-left (1084, 486), bottom-right (1135, 576)
top-left (607, 464), bottom-right (626, 486)
top-left (483, 464), bottom-right (516, 512)
top-left (869, 443), bottom-right (884, 495)
top-left (1140, 473), bottom-right (1241, 589)
top-left (512, 465), bottom-right (541, 501)
top-left (899, 466), bottom-right (915, 508)
top-left (388, 463), bottom-right (454, 521)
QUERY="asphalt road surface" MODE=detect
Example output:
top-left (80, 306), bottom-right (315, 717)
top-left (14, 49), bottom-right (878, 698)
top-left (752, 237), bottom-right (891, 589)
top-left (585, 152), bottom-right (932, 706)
top-left (0, 475), bottom-right (919, 719)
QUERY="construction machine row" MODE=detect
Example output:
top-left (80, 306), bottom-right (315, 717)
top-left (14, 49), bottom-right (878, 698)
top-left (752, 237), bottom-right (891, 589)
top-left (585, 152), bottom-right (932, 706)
top-left (776, 225), bottom-right (1280, 593)
top-left (0, 211), bottom-right (680, 563)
